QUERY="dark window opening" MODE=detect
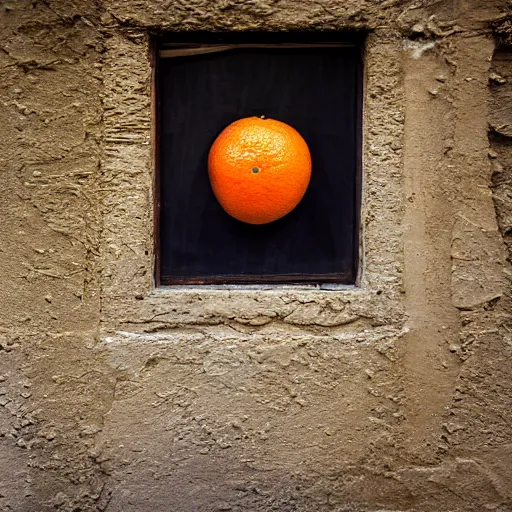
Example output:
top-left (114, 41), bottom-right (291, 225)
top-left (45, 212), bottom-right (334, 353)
top-left (154, 33), bottom-right (364, 285)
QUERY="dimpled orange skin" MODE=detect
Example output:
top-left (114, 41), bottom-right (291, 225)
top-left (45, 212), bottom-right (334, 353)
top-left (208, 117), bottom-right (312, 224)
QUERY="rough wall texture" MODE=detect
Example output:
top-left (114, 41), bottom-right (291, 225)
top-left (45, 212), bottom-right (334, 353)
top-left (0, 0), bottom-right (511, 511)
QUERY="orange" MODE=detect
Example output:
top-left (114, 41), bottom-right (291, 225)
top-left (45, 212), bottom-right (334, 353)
top-left (208, 117), bottom-right (312, 224)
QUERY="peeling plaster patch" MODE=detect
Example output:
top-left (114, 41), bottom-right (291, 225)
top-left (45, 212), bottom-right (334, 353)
top-left (404, 39), bottom-right (437, 59)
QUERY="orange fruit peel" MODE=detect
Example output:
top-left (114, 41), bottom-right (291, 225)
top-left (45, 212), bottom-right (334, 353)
top-left (208, 117), bottom-right (312, 225)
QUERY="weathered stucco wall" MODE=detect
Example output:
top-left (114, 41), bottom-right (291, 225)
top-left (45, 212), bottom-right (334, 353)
top-left (1, 0), bottom-right (511, 510)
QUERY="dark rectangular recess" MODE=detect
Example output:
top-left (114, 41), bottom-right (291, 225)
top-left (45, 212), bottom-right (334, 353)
top-left (155, 32), bottom-right (364, 285)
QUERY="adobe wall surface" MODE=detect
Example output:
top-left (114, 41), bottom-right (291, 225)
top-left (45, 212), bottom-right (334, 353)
top-left (0, 0), bottom-right (511, 511)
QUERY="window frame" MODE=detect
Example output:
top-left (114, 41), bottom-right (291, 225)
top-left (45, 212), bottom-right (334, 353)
top-left (153, 33), bottom-right (365, 287)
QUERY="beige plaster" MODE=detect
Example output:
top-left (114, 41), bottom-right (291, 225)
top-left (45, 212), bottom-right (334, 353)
top-left (0, 0), bottom-right (511, 510)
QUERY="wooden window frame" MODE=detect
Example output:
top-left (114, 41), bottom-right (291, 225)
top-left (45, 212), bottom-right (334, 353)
top-left (153, 33), bottom-right (364, 286)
